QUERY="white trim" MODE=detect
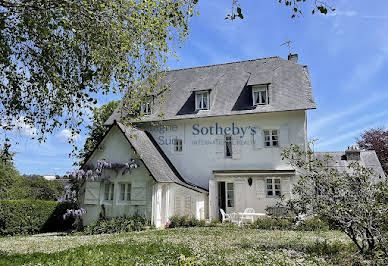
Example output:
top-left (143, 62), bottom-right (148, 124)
top-left (195, 91), bottom-right (210, 110)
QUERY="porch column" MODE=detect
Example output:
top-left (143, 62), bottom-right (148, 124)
top-left (209, 179), bottom-right (219, 221)
top-left (154, 183), bottom-right (163, 228)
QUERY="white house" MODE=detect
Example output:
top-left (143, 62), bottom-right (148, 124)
top-left (80, 55), bottom-right (385, 227)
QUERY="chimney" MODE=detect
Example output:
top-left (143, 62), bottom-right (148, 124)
top-left (345, 146), bottom-right (361, 161)
top-left (288, 53), bottom-right (298, 63)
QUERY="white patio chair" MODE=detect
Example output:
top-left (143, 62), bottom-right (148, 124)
top-left (241, 208), bottom-right (255, 224)
top-left (230, 212), bottom-right (240, 224)
top-left (219, 209), bottom-right (231, 223)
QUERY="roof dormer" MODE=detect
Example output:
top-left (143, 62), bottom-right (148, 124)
top-left (194, 89), bottom-right (210, 111)
top-left (252, 84), bottom-right (268, 106)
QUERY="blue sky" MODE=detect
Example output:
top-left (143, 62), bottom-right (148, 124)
top-left (10, 0), bottom-right (388, 176)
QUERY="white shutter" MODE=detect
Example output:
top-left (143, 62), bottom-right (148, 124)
top-left (253, 128), bottom-right (264, 149)
top-left (184, 194), bottom-right (191, 216)
top-left (174, 194), bottom-right (182, 216)
top-left (215, 136), bottom-right (224, 159)
top-left (232, 135), bottom-right (241, 160)
top-left (132, 181), bottom-right (146, 203)
top-left (279, 125), bottom-right (289, 147)
top-left (209, 180), bottom-right (219, 221)
top-left (281, 176), bottom-right (291, 199)
top-left (234, 182), bottom-right (246, 212)
top-left (84, 181), bottom-right (100, 205)
top-left (255, 177), bottom-right (266, 199)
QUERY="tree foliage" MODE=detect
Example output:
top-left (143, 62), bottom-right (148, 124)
top-left (0, 0), bottom-right (197, 141)
top-left (78, 100), bottom-right (119, 164)
top-left (227, 0), bottom-right (335, 20)
top-left (282, 144), bottom-right (388, 256)
top-left (357, 127), bottom-right (388, 175)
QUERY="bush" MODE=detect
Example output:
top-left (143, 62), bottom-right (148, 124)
top-left (41, 202), bottom-right (79, 232)
top-left (294, 216), bottom-right (329, 231)
top-left (82, 215), bottom-right (150, 235)
top-left (167, 216), bottom-right (206, 228)
top-left (0, 200), bottom-right (58, 236)
top-left (251, 217), bottom-right (294, 230)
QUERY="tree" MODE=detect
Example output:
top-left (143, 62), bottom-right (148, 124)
top-left (282, 144), bottom-right (388, 256)
top-left (357, 127), bottom-right (388, 175)
top-left (78, 100), bottom-right (119, 165)
top-left (227, 0), bottom-right (335, 20)
top-left (0, 0), bottom-right (197, 141)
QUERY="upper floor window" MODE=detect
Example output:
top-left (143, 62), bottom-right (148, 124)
top-left (173, 139), bottom-right (183, 152)
top-left (252, 85), bottom-right (268, 105)
top-left (266, 178), bottom-right (281, 197)
top-left (119, 183), bottom-right (131, 201)
top-left (104, 183), bottom-right (114, 201)
top-left (140, 99), bottom-right (152, 115)
top-left (263, 129), bottom-right (278, 147)
top-left (225, 135), bottom-right (232, 158)
top-left (195, 91), bottom-right (209, 110)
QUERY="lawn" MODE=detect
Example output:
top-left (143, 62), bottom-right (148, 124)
top-left (0, 227), bottom-right (366, 265)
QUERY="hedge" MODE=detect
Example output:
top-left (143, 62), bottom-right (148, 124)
top-left (0, 200), bottom-right (77, 236)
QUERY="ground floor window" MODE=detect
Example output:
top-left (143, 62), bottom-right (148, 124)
top-left (266, 178), bottom-right (281, 197)
top-left (119, 183), bottom-right (131, 201)
top-left (226, 182), bottom-right (234, 207)
top-left (104, 183), bottom-right (114, 201)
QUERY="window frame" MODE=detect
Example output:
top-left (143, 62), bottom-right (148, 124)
top-left (119, 183), bottom-right (131, 202)
top-left (173, 138), bottom-right (183, 153)
top-left (104, 183), bottom-right (114, 202)
top-left (252, 85), bottom-right (268, 106)
top-left (263, 129), bottom-right (279, 147)
top-left (226, 182), bottom-right (234, 207)
top-left (224, 135), bottom-right (233, 158)
top-left (266, 178), bottom-right (281, 198)
top-left (140, 98), bottom-right (153, 115)
top-left (195, 90), bottom-right (210, 110)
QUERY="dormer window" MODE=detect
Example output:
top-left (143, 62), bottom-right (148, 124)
top-left (195, 91), bottom-right (209, 110)
top-left (140, 99), bottom-right (152, 115)
top-left (252, 85), bottom-right (268, 105)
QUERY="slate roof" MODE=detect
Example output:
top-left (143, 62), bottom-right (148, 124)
top-left (105, 56), bottom-right (316, 124)
top-left (115, 122), bottom-right (207, 193)
top-left (313, 151), bottom-right (386, 181)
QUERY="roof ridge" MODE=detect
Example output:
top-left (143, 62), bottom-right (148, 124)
top-left (166, 56), bottom-right (281, 73)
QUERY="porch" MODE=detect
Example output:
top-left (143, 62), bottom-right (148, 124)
top-left (208, 170), bottom-right (295, 221)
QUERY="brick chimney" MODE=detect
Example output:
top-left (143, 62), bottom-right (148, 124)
top-left (288, 53), bottom-right (298, 63)
top-left (345, 146), bottom-right (361, 161)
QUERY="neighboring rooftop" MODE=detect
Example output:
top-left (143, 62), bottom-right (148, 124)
top-left (314, 150), bottom-right (386, 181)
top-left (105, 56), bottom-right (316, 124)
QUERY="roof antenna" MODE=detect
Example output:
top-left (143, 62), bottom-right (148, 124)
top-left (280, 40), bottom-right (292, 55)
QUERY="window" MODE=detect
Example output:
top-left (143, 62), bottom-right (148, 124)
top-left (225, 135), bottom-right (232, 158)
top-left (266, 178), bottom-right (281, 197)
top-left (173, 139), bottom-right (183, 152)
top-left (252, 85), bottom-right (268, 105)
top-left (140, 100), bottom-right (152, 115)
top-left (119, 183), bottom-right (131, 201)
top-left (263, 130), bottom-right (278, 147)
top-left (104, 183), bottom-right (114, 201)
top-left (226, 182), bottom-right (234, 207)
top-left (195, 91), bottom-right (209, 110)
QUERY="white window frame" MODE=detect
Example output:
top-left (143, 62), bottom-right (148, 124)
top-left (173, 138), bottom-right (183, 152)
top-left (226, 182), bottom-right (234, 207)
top-left (195, 91), bottom-right (210, 110)
top-left (266, 178), bottom-right (281, 197)
top-left (119, 183), bottom-right (131, 202)
top-left (224, 135), bottom-right (232, 158)
top-left (140, 99), bottom-right (152, 115)
top-left (252, 85), bottom-right (268, 105)
top-left (104, 183), bottom-right (114, 202)
top-left (263, 129), bottom-right (279, 147)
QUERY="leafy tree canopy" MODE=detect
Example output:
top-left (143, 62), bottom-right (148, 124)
top-left (78, 100), bottom-right (119, 165)
top-left (0, 0), bottom-right (197, 141)
top-left (357, 127), bottom-right (388, 175)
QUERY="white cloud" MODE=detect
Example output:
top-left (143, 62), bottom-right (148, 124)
top-left (327, 10), bottom-right (358, 17)
top-left (13, 117), bottom-right (38, 137)
top-left (57, 129), bottom-right (81, 142)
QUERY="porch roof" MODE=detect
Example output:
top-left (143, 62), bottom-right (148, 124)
top-left (213, 169), bottom-right (295, 176)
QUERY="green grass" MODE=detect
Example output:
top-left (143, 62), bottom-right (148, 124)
top-left (0, 227), bottom-right (367, 265)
